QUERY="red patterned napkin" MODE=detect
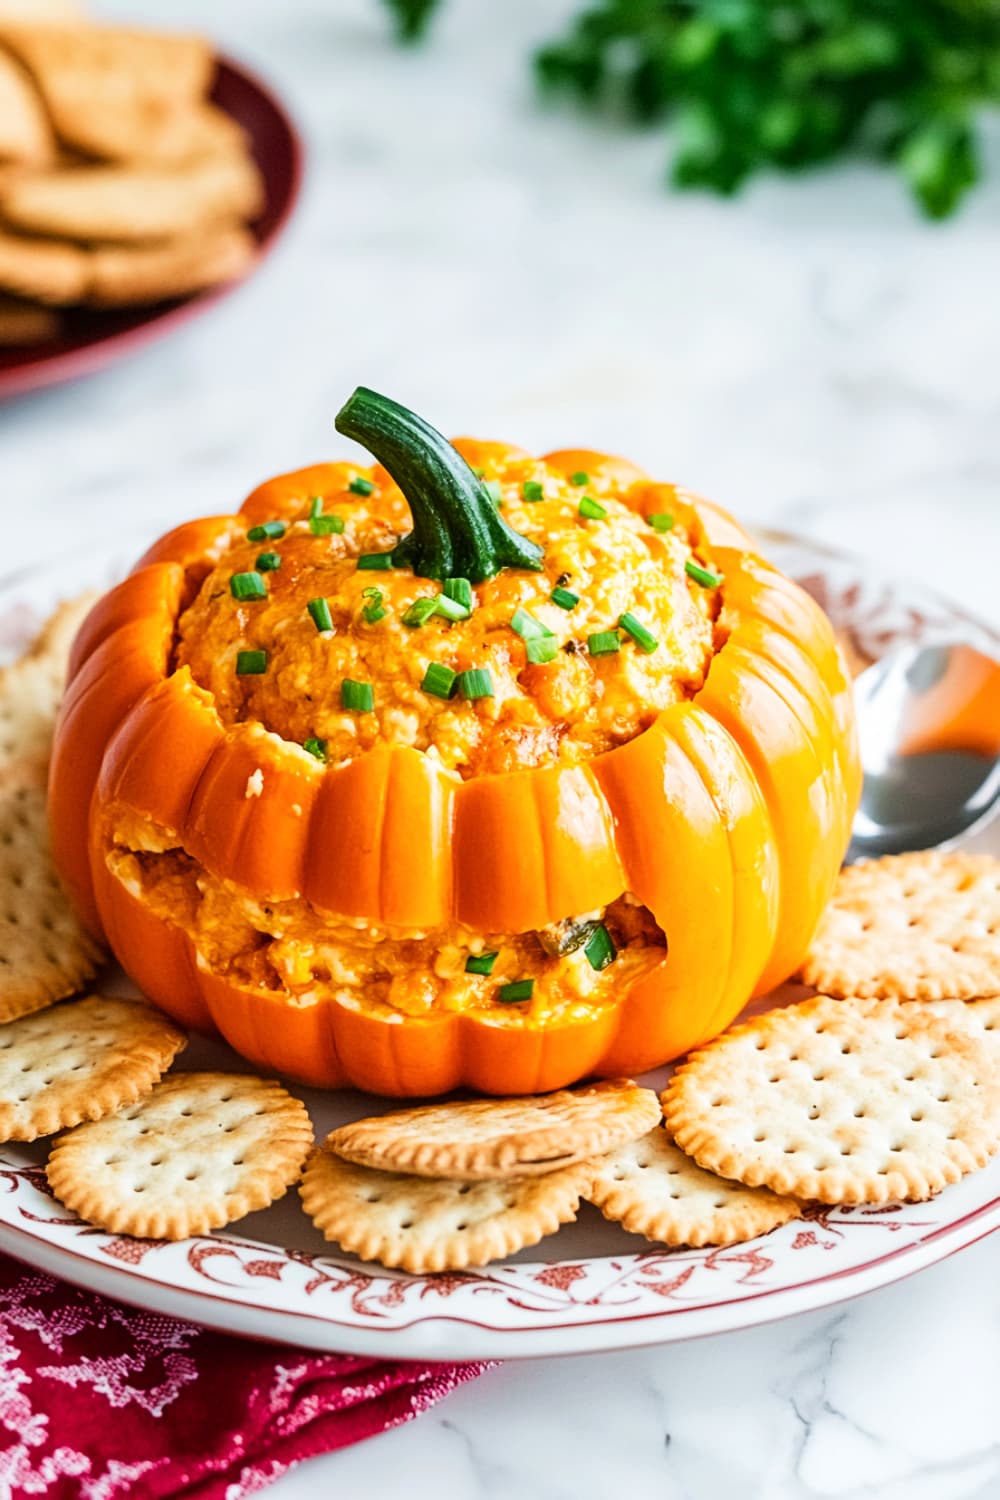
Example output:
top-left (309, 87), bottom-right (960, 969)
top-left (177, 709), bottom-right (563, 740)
top-left (0, 1253), bottom-right (489, 1498)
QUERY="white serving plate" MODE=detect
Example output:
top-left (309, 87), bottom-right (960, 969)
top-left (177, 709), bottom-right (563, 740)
top-left (1, 529), bottom-right (997, 1361)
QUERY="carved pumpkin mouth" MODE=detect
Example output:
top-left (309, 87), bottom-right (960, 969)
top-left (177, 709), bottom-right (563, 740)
top-left (107, 837), bottom-right (667, 1026)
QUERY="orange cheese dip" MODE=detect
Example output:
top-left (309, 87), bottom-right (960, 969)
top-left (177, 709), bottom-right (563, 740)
top-left (176, 451), bottom-right (720, 778)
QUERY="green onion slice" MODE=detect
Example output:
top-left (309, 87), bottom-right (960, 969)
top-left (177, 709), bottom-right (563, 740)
top-left (619, 611), bottom-right (659, 654)
top-left (578, 495), bottom-right (607, 521)
top-left (584, 924), bottom-right (617, 972)
top-left (358, 552), bottom-right (394, 571)
top-left (465, 951), bottom-right (498, 975)
top-left (421, 662), bottom-right (457, 699)
top-left (230, 571), bottom-right (267, 601)
top-left (341, 679), bottom-right (374, 712)
top-left (647, 512), bottom-right (675, 533)
top-left (588, 629), bottom-right (620, 656)
top-left (236, 648), bottom-right (267, 675)
top-left (522, 480), bottom-right (544, 502)
top-left (456, 667), bottom-right (494, 700)
top-left (442, 577), bottom-right (473, 613)
top-left (255, 551), bottom-right (282, 572)
top-left (569, 471), bottom-right (589, 487)
top-left (303, 736), bottom-right (327, 761)
top-left (686, 559), bottom-right (724, 588)
top-left (361, 587), bottom-right (386, 623)
top-left (402, 597), bottom-right (439, 628)
top-left (308, 596), bottom-right (333, 632)
top-left (349, 476), bottom-right (374, 496)
top-left (510, 606), bottom-right (553, 641)
top-left (310, 514), bottom-right (345, 536)
top-left (497, 978), bottom-right (535, 1003)
top-left (526, 635), bottom-right (559, 665)
top-left (434, 593), bottom-right (469, 623)
top-left (550, 586), bottom-right (579, 609)
top-left (246, 520), bottom-right (286, 542)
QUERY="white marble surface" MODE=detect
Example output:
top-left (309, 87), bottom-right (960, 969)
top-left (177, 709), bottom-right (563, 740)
top-left (2, 0), bottom-right (1000, 1495)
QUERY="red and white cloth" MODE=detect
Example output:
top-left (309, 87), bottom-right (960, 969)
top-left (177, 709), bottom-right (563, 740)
top-left (0, 1254), bottom-right (488, 1498)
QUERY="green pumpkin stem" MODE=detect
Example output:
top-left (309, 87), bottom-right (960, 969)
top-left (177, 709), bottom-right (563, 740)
top-left (335, 387), bottom-right (544, 583)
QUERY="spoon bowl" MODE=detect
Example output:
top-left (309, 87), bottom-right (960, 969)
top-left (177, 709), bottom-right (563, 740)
top-left (848, 641), bottom-right (1000, 861)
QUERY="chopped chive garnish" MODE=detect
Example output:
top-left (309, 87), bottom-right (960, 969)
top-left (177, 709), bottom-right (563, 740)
top-left (522, 480), bottom-right (544, 502)
top-left (482, 479), bottom-right (503, 506)
top-left (510, 606), bottom-right (553, 641)
top-left (422, 662), bottom-right (457, 699)
top-left (569, 471), bottom-right (589, 487)
top-left (310, 513), bottom-right (345, 536)
top-left (303, 736), bottom-right (327, 761)
top-left (308, 496), bottom-right (323, 518)
top-left (686, 559), bottom-right (724, 588)
top-left (456, 667), bottom-right (494, 700)
top-left (465, 951), bottom-right (498, 976)
top-left (497, 978), bottom-right (534, 1003)
top-left (236, 648), bottom-right (267, 675)
top-left (578, 495), bottom-right (607, 521)
top-left (361, 586), bottom-right (385, 623)
top-left (434, 593), bottom-right (469, 623)
top-left (230, 571), bottom-right (267, 601)
top-left (308, 596), bottom-right (333, 632)
top-left (619, 611), bottom-right (659, 654)
top-left (402, 597), bottom-right (439, 628)
top-left (255, 551), bottom-right (281, 572)
top-left (588, 629), bottom-right (620, 656)
top-left (358, 552), bottom-right (394, 571)
top-left (246, 520), bottom-right (286, 542)
top-left (584, 924), bottom-right (617, 972)
top-left (550, 586), bottom-right (579, 610)
top-left (647, 512), bottom-right (675, 533)
top-left (341, 679), bottom-right (374, 712)
top-left (348, 476), bottom-right (374, 496)
top-left (443, 577), bottom-right (473, 613)
top-left (527, 635), bottom-right (559, 665)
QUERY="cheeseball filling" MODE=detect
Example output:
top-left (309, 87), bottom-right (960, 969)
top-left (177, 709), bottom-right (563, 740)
top-left (109, 843), bottom-right (666, 1026)
top-left (175, 453), bottom-right (722, 779)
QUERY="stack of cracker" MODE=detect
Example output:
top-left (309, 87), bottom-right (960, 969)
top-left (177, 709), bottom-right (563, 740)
top-left (0, 0), bottom-right (263, 346)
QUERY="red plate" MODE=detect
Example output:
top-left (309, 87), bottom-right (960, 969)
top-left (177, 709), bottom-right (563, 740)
top-left (0, 54), bottom-right (303, 402)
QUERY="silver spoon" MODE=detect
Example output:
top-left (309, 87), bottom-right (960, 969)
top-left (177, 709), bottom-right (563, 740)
top-left (848, 640), bottom-right (1000, 861)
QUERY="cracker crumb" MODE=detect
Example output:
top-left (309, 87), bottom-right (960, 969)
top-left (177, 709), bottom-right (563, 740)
top-left (245, 769), bottom-right (264, 799)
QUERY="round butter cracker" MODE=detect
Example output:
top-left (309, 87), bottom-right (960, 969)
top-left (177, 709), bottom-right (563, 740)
top-left (326, 1078), bottom-right (661, 1181)
top-left (587, 1128), bottom-right (802, 1247)
top-left (801, 851), bottom-right (1000, 1002)
top-left (301, 1147), bottom-right (593, 1273)
top-left (663, 994), bottom-right (1000, 1206)
top-left (47, 1071), bottom-right (313, 1240)
top-left (0, 995), bottom-right (185, 1141)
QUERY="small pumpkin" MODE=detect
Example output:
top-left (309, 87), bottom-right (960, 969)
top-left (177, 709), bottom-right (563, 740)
top-left (49, 388), bottom-right (860, 1096)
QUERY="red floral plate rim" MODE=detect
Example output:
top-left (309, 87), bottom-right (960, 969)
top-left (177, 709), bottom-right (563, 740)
top-left (0, 528), bottom-right (998, 1361)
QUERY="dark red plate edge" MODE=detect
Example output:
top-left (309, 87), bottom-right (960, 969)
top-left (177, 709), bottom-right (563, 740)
top-left (0, 49), bottom-right (305, 403)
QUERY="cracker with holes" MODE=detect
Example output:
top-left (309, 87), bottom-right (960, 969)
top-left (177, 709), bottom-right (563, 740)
top-left (0, 995), bottom-right (185, 1141)
top-left (326, 1078), bottom-right (661, 1181)
top-left (800, 851), bottom-right (1000, 1002)
top-left (0, 776), bottom-right (104, 1022)
top-left (586, 1128), bottom-right (802, 1248)
top-left (301, 1147), bottom-right (594, 1272)
top-left (0, 592), bottom-right (97, 772)
top-left (663, 995), bottom-right (1000, 1205)
top-left (47, 1072), bottom-right (313, 1239)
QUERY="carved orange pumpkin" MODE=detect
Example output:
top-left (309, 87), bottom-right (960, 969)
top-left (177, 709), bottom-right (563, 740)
top-left (50, 389), bottom-right (859, 1095)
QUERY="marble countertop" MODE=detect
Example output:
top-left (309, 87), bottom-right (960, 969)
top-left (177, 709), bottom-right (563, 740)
top-left (2, 0), bottom-right (999, 1494)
